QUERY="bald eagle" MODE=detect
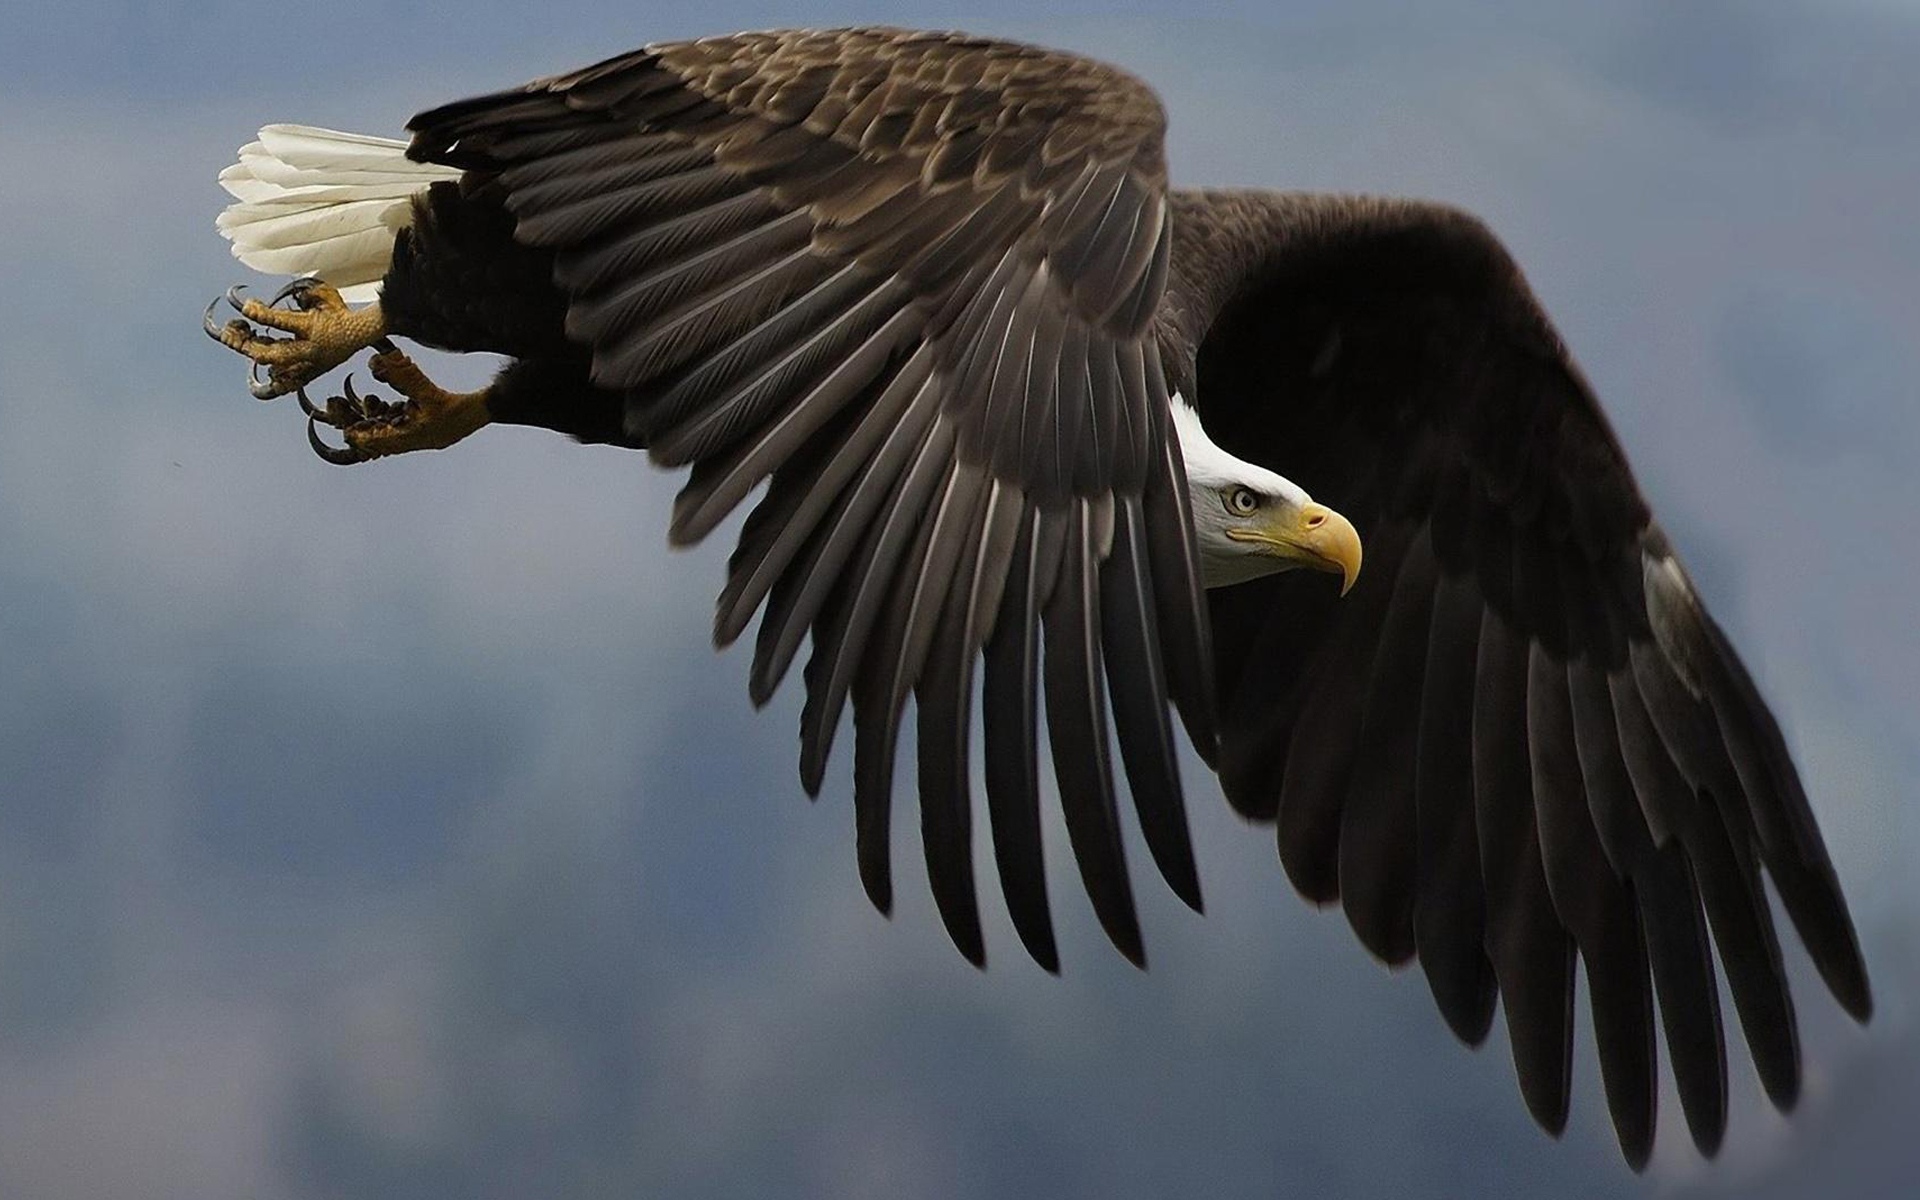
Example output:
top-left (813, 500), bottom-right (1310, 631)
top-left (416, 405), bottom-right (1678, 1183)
top-left (206, 28), bottom-right (1869, 1168)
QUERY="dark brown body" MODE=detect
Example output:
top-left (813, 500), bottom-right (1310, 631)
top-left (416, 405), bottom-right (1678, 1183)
top-left (383, 182), bottom-right (625, 444)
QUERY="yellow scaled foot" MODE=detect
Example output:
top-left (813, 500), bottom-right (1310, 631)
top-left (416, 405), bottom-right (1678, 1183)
top-left (300, 349), bottom-right (492, 465)
top-left (203, 278), bottom-right (389, 399)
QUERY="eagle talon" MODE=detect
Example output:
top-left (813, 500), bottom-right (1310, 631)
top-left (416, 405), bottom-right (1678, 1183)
top-left (203, 295), bottom-right (236, 343)
top-left (306, 416), bottom-right (369, 466)
top-left (205, 279), bottom-right (389, 400)
top-left (272, 276), bottom-right (338, 311)
top-left (299, 374), bottom-right (375, 430)
top-left (248, 360), bottom-right (284, 400)
top-left (293, 356), bottom-right (490, 464)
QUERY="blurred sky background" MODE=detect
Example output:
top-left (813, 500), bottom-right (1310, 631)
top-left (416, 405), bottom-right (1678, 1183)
top-left (1, 2), bottom-right (1916, 1197)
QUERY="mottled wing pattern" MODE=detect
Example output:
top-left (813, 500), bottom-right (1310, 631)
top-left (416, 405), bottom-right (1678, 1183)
top-left (406, 29), bottom-right (1214, 970)
top-left (1192, 196), bottom-right (1870, 1168)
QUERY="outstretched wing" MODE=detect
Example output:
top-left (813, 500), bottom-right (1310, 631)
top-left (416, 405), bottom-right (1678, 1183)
top-left (1191, 195), bottom-right (1871, 1167)
top-left (407, 29), bottom-right (1215, 969)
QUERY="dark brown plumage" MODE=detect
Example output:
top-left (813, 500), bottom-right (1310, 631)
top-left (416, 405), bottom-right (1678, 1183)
top-left (232, 26), bottom-right (1869, 1168)
top-left (397, 30), bottom-right (1204, 983)
top-left (1185, 193), bottom-right (1870, 1162)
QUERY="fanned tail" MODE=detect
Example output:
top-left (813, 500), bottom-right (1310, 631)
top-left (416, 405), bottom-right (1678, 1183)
top-left (215, 124), bottom-right (462, 303)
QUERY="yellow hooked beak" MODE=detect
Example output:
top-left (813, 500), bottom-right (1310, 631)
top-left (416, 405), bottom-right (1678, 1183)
top-left (1226, 500), bottom-right (1364, 595)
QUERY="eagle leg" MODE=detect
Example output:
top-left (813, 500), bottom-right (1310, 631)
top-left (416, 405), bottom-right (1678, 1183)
top-left (299, 348), bottom-right (491, 466)
top-left (203, 279), bottom-right (390, 400)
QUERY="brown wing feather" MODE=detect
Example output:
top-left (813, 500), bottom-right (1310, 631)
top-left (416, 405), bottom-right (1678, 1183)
top-left (1183, 191), bottom-right (1870, 1165)
top-left (405, 28), bottom-right (1211, 968)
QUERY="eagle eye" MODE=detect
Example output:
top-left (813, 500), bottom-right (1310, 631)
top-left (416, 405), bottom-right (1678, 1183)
top-left (1226, 487), bottom-right (1260, 516)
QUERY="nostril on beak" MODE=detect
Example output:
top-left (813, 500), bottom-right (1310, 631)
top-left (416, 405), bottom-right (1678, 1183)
top-left (1304, 511), bottom-right (1327, 529)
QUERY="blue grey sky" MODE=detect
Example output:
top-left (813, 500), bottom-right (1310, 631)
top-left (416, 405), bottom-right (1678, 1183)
top-left (1, 2), bottom-right (1916, 1197)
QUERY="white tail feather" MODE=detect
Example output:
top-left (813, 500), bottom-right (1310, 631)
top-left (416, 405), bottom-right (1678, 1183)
top-left (216, 124), bottom-right (461, 304)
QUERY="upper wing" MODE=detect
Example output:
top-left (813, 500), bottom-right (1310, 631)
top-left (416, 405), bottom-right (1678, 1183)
top-left (1190, 195), bottom-right (1871, 1167)
top-left (406, 29), bottom-right (1216, 970)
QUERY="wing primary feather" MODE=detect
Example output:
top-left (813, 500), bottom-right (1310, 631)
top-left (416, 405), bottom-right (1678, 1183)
top-left (1076, 334), bottom-right (1123, 495)
top-left (851, 455), bottom-right (960, 936)
top-left (1038, 162), bottom-right (1122, 246)
top-left (1339, 524), bottom-right (1437, 964)
top-left (974, 265), bottom-right (1050, 471)
top-left (1629, 641), bottom-right (1802, 1110)
top-left (1139, 346), bottom-right (1218, 763)
top-left (596, 245), bottom-right (834, 385)
top-left (891, 465), bottom-right (990, 723)
top-left (1694, 612), bottom-right (1871, 1020)
top-left (800, 415), bottom-right (959, 803)
top-left (1023, 317), bottom-right (1089, 486)
top-left (1109, 338), bottom-right (1152, 491)
top-left (1008, 296), bottom-right (1075, 488)
top-left (838, 182), bottom-right (985, 275)
top-left (650, 272), bottom-right (904, 465)
top-left (851, 494), bottom-right (938, 916)
top-left (1110, 216), bottom-right (1172, 336)
top-left (1527, 647), bottom-right (1655, 1168)
top-left (1075, 184), bottom-right (1168, 325)
top-left (902, 186), bottom-right (1030, 293)
top-left (728, 342), bottom-right (929, 674)
top-left (912, 468), bottom-right (994, 965)
top-left (758, 359), bottom-right (939, 734)
top-left (1679, 787), bottom-right (1802, 1112)
top-left (938, 247), bottom-right (1024, 371)
top-left (1607, 668), bottom-right (1730, 1155)
top-left (1277, 521), bottom-right (1413, 903)
top-left (1414, 570), bottom-right (1499, 1044)
top-left (748, 459), bottom-right (857, 705)
top-left (1567, 660), bottom-right (1643, 879)
top-left (983, 504), bottom-right (1059, 971)
top-left (1045, 165), bottom-right (1129, 280)
top-left (645, 260), bottom-right (873, 433)
top-left (968, 480), bottom-right (1029, 653)
top-left (1101, 495), bottom-right (1201, 913)
top-left (677, 304), bottom-right (922, 553)
top-left (1044, 502), bottom-right (1145, 966)
top-left (1473, 610), bottom-right (1576, 1135)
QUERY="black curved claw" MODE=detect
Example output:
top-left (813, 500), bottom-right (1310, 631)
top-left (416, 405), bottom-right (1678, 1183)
top-left (296, 386), bottom-right (321, 419)
top-left (307, 416), bottom-right (368, 465)
top-left (270, 277), bottom-right (307, 307)
top-left (248, 361), bottom-right (283, 400)
top-left (342, 373), bottom-right (362, 407)
top-left (272, 276), bottom-right (328, 310)
top-left (225, 284), bottom-right (249, 315)
top-left (202, 295), bottom-right (227, 342)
